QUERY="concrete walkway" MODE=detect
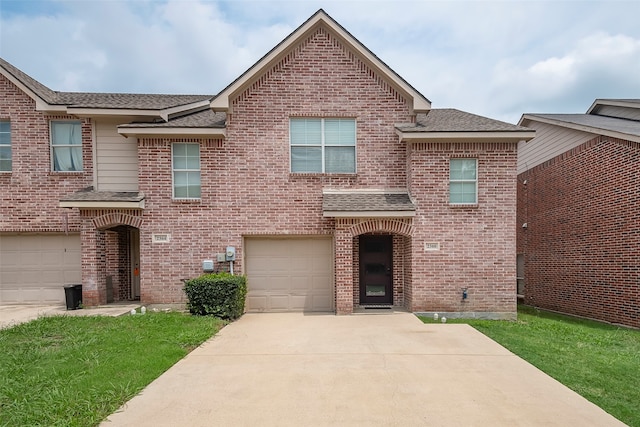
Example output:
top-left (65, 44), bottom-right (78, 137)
top-left (101, 312), bottom-right (625, 426)
top-left (0, 303), bottom-right (142, 329)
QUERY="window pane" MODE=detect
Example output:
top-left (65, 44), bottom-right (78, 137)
top-left (52, 122), bottom-right (81, 145)
top-left (450, 159), bottom-right (477, 180)
top-left (186, 156), bottom-right (200, 169)
top-left (450, 182), bottom-right (477, 204)
top-left (173, 143), bottom-right (187, 157)
top-left (53, 146), bottom-right (82, 171)
top-left (186, 143), bottom-right (200, 157)
top-left (325, 119), bottom-right (355, 146)
top-left (187, 172), bottom-right (201, 198)
top-left (290, 119), bottom-right (321, 145)
top-left (0, 159), bottom-right (10, 171)
top-left (0, 121), bottom-right (10, 133)
top-left (173, 156), bottom-right (187, 170)
top-left (291, 146), bottom-right (322, 172)
top-left (0, 144), bottom-right (10, 171)
top-left (325, 146), bottom-right (355, 173)
top-left (174, 171), bottom-right (189, 198)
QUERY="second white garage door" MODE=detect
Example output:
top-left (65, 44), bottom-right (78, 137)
top-left (245, 237), bottom-right (334, 312)
top-left (0, 233), bottom-right (81, 304)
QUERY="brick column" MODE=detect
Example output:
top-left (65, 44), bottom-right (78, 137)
top-left (335, 223), bottom-right (353, 315)
top-left (81, 220), bottom-right (107, 306)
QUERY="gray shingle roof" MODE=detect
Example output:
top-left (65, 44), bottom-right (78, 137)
top-left (527, 114), bottom-right (640, 138)
top-left (323, 193), bottom-right (415, 212)
top-left (396, 109), bottom-right (530, 132)
top-left (119, 109), bottom-right (226, 128)
top-left (0, 58), bottom-right (212, 110)
top-left (60, 187), bottom-right (144, 203)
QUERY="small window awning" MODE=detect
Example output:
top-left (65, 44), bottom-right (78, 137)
top-left (322, 191), bottom-right (415, 217)
top-left (59, 187), bottom-right (145, 209)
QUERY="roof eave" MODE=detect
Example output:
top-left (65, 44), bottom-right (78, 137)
top-left (396, 130), bottom-right (536, 143)
top-left (323, 210), bottom-right (416, 218)
top-left (210, 10), bottom-right (431, 114)
top-left (117, 127), bottom-right (226, 138)
top-left (520, 114), bottom-right (640, 143)
top-left (586, 99), bottom-right (640, 115)
top-left (59, 200), bottom-right (145, 209)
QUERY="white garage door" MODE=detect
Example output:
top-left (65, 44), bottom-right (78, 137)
top-left (245, 237), bottom-right (334, 312)
top-left (0, 233), bottom-right (81, 304)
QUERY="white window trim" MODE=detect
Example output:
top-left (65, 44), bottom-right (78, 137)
top-left (171, 142), bottom-right (201, 200)
top-left (449, 158), bottom-right (478, 205)
top-left (50, 120), bottom-right (83, 172)
top-left (289, 118), bottom-right (357, 174)
top-left (0, 120), bottom-right (10, 173)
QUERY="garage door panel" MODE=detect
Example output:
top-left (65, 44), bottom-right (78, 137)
top-left (0, 233), bottom-right (81, 304)
top-left (245, 237), bottom-right (333, 312)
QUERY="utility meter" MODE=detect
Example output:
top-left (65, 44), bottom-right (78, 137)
top-left (225, 246), bottom-right (236, 261)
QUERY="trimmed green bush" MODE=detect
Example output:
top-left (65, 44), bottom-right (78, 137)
top-left (183, 273), bottom-right (247, 320)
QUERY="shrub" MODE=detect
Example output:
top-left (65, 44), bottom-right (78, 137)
top-left (183, 273), bottom-right (247, 320)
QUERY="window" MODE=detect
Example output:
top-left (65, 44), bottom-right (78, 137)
top-left (51, 121), bottom-right (82, 171)
top-left (172, 143), bottom-right (201, 199)
top-left (290, 118), bottom-right (355, 173)
top-left (0, 120), bottom-right (10, 172)
top-left (450, 158), bottom-right (477, 204)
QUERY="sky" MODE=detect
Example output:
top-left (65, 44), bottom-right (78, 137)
top-left (1, 0), bottom-right (640, 124)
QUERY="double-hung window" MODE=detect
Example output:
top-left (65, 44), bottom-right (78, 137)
top-left (290, 118), bottom-right (356, 173)
top-left (172, 143), bottom-right (201, 199)
top-left (449, 158), bottom-right (478, 204)
top-left (0, 120), bottom-right (10, 172)
top-left (51, 121), bottom-right (82, 171)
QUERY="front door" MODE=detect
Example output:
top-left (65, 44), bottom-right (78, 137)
top-left (359, 235), bottom-right (393, 305)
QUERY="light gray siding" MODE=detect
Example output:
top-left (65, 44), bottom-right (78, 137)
top-left (95, 119), bottom-right (138, 191)
top-left (593, 105), bottom-right (640, 121)
top-left (517, 121), bottom-right (594, 174)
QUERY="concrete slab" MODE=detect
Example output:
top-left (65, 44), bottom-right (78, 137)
top-left (0, 303), bottom-right (142, 329)
top-left (101, 312), bottom-right (626, 427)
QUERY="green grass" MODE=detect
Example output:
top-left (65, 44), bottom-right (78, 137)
top-left (420, 306), bottom-right (640, 427)
top-left (0, 311), bottom-right (224, 427)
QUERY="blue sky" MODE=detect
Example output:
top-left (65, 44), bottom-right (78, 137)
top-left (1, 0), bottom-right (640, 123)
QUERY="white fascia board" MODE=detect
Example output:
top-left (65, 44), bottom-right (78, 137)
top-left (323, 210), bottom-right (415, 218)
top-left (521, 115), bottom-right (640, 144)
top-left (397, 130), bottom-right (536, 143)
top-left (210, 11), bottom-right (430, 114)
top-left (117, 127), bottom-right (226, 138)
top-left (59, 200), bottom-right (145, 209)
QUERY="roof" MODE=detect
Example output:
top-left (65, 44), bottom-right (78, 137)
top-left (521, 113), bottom-right (640, 142)
top-left (59, 187), bottom-right (145, 209)
top-left (0, 57), bottom-right (212, 111)
top-left (587, 99), bottom-right (640, 114)
top-left (119, 110), bottom-right (226, 128)
top-left (211, 9), bottom-right (431, 114)
top-left (323, 192), bottom-right (415, 217)
top-left (396, 109), bottom-right (536, 143)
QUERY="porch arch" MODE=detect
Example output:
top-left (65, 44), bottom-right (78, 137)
top-left (347, 218), bottom-right (414, 237)
top-left (92, 212), bottom-right (144, 230)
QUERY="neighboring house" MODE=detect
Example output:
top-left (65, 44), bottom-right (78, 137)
top-left (517, 99), bottom-right (640, 328)
top-left (0, 10), bottom-right (534, 316)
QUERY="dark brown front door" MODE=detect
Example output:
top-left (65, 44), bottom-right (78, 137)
top-left (359, 235), bottom-right (393, 305)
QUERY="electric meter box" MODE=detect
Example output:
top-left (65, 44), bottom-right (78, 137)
top-left (202, 260), bottom-right (214, 272)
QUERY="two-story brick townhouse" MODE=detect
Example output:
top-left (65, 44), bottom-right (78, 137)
top-left (517, 99), bottom-right (640, 328)
top-left (1, 10), bottom-right (534, 316)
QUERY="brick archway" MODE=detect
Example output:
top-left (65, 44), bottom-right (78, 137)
top-left (92, 212), bottom-right (143, 230)
top-left (346, 218), bottom-right (414, 237)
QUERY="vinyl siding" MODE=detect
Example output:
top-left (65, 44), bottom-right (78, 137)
top-left (95, 119), bottom-right (138, 191)
top-left (517, 121), bottom-right (594, 174)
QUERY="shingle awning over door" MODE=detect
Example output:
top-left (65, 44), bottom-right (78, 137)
top-left (322, 191), bottom-right (415, 217)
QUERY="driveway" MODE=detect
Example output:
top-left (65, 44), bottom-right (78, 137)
top-left (0, 303), bottom-right (142, 329)
top-left (102, 312), bottom-right (625, 427)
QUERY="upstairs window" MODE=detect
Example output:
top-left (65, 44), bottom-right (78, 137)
top-left (450, 158), bottom-right (477, 204)
top-left (290, 118), bottom-right (356, 173)
top-left (0, 120), bottom-right (10, 172)
top-left (51, 121), bottom-right (82, 171)
top-left (172, 143), bottom-right (201, 199)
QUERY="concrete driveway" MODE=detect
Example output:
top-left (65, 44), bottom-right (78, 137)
top-left (102, 312), bottom-right (625, 427)
top-left (0, 303), bottom-right (142, 329)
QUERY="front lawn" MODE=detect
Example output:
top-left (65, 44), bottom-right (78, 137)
top-left (0, 311), bottom-right (224, 427)
top-left (420, 306), bottom-right (640, 427)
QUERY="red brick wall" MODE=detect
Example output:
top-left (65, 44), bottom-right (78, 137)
top-left (518, 136), bottom-right (640, 328)
top-left (0, 74), bottom-right (93, 233)
top-left (136, 26), bottom-right (413, 304)
top-left (408, 142), bottom-right (518, 315)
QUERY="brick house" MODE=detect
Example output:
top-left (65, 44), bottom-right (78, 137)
top-left (517, 99), bottom-right (640, 328)
top-left (1, 10), bottom-right (534, 316)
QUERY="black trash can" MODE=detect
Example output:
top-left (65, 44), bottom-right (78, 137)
top-left (64, 284), bottom-right (83, 310)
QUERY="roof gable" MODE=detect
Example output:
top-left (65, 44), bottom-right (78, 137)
top-left (210, 9), bottom-right (431, 115)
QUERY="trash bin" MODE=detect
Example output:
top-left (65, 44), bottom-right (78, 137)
top-left (64, 284), bottom-right (83, 310)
